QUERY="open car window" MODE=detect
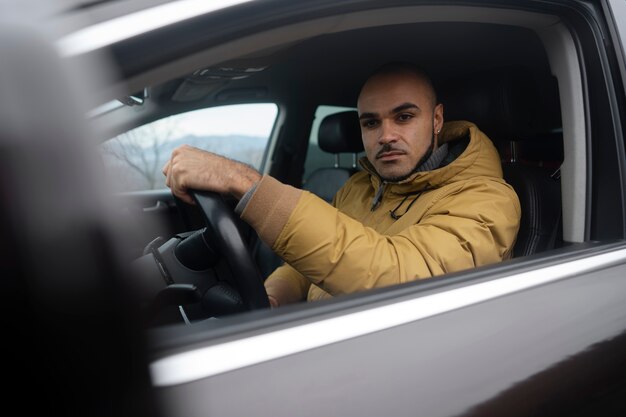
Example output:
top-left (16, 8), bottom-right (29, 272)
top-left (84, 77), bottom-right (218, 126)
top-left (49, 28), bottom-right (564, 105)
top-left (100, 103), bottom-right (277, 192)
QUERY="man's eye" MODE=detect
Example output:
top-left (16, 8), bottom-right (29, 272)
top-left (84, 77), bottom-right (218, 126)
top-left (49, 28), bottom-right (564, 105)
top-left (362, 119), bottom-right (379, 128)
top-left (397, 113), bottom-right (413, 122)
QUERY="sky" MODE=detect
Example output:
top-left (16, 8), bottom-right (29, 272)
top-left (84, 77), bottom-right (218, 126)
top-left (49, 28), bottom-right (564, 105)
top-left (95, 101), bottom-right (279, 142)
top-left (156, 103), bottom-right (278, 138)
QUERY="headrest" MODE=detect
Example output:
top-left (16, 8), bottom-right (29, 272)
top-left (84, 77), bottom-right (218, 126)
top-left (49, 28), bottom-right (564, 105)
top-left (439, 67), bottom-right (561, 143)
top-left (318, 111), bottom-right (364, 154)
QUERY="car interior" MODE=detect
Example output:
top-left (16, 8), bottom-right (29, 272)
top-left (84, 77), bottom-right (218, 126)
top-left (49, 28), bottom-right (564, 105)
top-left (91, 4), bottom-right (601, 324)
top-left (8, 3), bottom-right (626, 416)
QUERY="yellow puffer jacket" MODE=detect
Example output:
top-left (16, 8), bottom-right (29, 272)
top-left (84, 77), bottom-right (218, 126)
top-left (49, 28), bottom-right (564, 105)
top-left (241, 121), bottom-right (521, 303)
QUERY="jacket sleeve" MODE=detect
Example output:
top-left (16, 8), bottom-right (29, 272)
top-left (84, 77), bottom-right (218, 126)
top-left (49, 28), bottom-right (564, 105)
top-left (261, 179), bottom-right (346, 304)
top-left (264, 263), bottom-right (311, 305)
top-left (244, 175), bottom-right (520, 297)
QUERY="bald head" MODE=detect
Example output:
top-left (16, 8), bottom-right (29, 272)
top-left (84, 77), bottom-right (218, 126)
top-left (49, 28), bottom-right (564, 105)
top-left (358, 62), bottom-right (438, 108)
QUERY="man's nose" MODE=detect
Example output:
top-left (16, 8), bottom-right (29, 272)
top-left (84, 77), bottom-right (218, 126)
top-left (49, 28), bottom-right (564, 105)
top-left (378, 120), bottom-right (399, 144)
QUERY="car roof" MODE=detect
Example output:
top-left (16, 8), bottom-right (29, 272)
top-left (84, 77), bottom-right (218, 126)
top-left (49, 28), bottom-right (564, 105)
top-left (75, 3), bottom-right (555, 137)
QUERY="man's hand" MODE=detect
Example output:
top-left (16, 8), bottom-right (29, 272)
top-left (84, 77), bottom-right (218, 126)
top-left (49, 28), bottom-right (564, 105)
top-left (162, 145), bottom-right (261, 204)
top-left (267, 294), bottom-right (279, 308)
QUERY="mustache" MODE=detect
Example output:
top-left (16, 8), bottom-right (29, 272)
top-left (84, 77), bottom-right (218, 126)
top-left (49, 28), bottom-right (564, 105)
top-left (376, 143), bottom-right (406, 159)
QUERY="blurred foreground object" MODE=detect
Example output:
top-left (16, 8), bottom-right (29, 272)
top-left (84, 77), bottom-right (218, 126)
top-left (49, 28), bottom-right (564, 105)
top-left (0, 8), bottom-right (157, 417)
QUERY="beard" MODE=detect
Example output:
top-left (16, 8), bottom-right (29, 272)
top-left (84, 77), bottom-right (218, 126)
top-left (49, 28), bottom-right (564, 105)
top-left (379, 130), bottom-right (435, 183)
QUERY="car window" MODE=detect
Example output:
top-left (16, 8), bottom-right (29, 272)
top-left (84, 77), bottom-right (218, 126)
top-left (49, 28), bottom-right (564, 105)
top-left (303, 105), bottom-right (364, 182)
top-left (100, 103), bottom-right (277, 192)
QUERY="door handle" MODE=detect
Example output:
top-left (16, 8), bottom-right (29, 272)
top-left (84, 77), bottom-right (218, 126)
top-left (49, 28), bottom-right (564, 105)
top-left (143, 200), bottom-right (169, 213)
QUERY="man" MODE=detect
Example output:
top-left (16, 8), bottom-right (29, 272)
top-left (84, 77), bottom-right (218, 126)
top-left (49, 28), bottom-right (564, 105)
top-left (163, 63), bottom-right (521, 307)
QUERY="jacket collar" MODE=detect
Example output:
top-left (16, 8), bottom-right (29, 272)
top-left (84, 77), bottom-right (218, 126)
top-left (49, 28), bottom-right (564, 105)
top-left (360, 120), bottom-right (496, 197)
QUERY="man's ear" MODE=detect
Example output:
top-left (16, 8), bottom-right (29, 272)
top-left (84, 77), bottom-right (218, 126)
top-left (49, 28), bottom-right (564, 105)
top-left (433, 103), bottom-right (444, 143)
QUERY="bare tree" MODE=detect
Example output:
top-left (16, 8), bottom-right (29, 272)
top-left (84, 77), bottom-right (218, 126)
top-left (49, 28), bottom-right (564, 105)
top-left (102, 118), bottom-right (180, 190)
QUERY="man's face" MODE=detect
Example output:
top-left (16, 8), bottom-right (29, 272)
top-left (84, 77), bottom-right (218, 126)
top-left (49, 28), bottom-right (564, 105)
top-left (357, 71), bottom-right (444, 182)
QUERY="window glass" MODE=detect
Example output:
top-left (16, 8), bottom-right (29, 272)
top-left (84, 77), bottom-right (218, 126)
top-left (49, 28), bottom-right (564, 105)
top-left (303, 105), bottom-right (364, 182)
top-left (100, 103), bottom-right (277, 192)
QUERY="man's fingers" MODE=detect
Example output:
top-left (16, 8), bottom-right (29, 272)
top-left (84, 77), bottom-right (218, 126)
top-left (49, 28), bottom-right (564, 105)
top-left (165, 161), bottom-right (172, 188)
top-left (268, 294), bottom-right (279, 308)
top-left (177, 192), bottom-right (195, 205)
top-left (162, 160), bottom-right (170, 176)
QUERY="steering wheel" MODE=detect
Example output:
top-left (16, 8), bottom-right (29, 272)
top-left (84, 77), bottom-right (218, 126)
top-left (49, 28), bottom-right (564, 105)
top-left (191, 190), bottom-right (270, 310)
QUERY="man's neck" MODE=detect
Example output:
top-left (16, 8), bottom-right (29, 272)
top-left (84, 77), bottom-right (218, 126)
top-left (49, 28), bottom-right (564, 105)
top-left (415, 143), bottom-right (449, 173)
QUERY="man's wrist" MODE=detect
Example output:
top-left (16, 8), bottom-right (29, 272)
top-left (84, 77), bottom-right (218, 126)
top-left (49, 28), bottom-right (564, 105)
top-left (235, 181), bottom-right (259, 215)
top-left (228, 164), bottom-right (261, 199)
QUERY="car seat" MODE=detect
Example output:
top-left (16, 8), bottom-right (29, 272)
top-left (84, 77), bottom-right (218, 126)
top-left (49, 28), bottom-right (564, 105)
top-left (439, 67), bottom-right (563, 257)
top-left (303, 110), bottom-right (364, 202)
